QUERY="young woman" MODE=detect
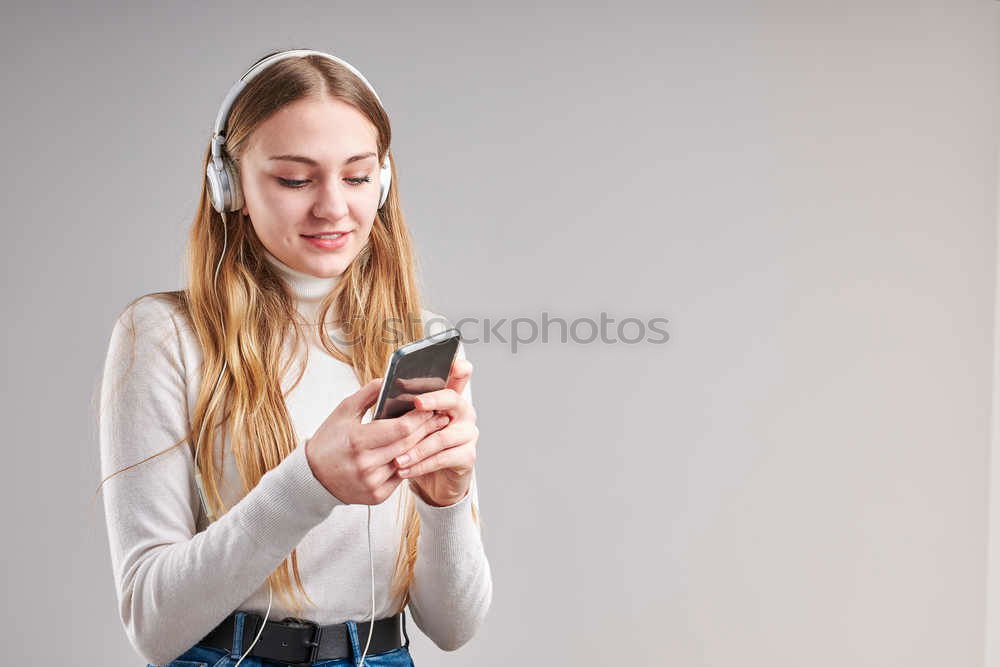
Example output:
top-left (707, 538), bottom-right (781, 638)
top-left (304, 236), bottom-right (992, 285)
top-left (96, 49), bottom-right (492, 667)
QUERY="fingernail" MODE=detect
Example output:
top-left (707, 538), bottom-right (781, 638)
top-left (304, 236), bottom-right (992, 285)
top-left (436, 415), bottom-right (449, 426)
top-left (398, 467), bottom-right (410, 477)
top-left (397, 454), bottom-right (411, 466)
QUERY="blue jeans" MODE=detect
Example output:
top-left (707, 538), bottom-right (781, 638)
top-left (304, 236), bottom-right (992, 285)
top-left (148, 611), bottom-right (414, 667)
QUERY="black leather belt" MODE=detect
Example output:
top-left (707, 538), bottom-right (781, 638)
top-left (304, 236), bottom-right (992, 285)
top-left (197, 610), bottom-right (406, 665)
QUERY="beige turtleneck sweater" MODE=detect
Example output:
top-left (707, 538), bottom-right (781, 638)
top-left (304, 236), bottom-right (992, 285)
top-left (98, 248), bottom-right (491, 666)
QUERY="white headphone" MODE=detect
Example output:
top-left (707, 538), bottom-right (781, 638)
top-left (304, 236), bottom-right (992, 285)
top-left (195, 49), bottom-right (387, 667)
top-left (205, 48), bottom-right (393, 214)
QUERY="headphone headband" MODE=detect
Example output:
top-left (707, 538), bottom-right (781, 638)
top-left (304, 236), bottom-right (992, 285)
top-left (211, 49), bottom-right (385, 166)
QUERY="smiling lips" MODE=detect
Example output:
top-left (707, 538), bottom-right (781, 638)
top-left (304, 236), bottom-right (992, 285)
top-left (302, 231), bottom-right (352, 249)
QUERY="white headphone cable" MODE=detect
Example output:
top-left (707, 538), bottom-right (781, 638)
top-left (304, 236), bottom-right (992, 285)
top-left (195, 209), bottom-right (273, 666)
top-left (358, 504), bottom-right (375, 667)
top-left (233, 582), bottom-right (272, 667)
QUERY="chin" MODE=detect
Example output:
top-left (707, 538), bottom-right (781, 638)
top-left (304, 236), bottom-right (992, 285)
top-left (303, 262), bottom-right (344, 278)
top-left (306, 256), bottom-right (352, 277)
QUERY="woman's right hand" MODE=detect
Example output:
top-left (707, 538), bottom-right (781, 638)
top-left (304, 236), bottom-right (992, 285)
top-left (304, 378), bottom-right (450, 504)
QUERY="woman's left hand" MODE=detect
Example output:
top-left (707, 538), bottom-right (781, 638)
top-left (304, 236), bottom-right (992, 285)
top-left (394, 359), bottom-right (478, 507)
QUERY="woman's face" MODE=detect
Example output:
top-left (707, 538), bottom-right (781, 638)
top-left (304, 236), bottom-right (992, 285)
top-left (237, 95), bottom-right (382, 278)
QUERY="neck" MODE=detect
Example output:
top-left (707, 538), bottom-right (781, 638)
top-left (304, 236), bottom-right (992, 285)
top-left (261, 247), bottom-right (341, 324)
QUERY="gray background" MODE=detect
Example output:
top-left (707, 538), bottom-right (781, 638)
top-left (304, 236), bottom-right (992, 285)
top-left (2, 1), bottom-right (999, 665)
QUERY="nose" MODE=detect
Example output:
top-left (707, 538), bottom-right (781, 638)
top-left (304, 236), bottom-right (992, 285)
top-left (311, 178), bottom-right (350, 221)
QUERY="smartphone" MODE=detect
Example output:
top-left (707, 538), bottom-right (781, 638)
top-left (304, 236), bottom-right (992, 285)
top-left (370, 328), bottom-right (462, 421)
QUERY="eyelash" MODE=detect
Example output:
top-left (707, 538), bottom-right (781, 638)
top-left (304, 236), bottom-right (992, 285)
top-left (277, 176), bottom-right (372, 189)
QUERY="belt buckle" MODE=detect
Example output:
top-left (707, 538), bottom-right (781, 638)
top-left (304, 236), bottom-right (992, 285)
top-left (280, 617), bottom-right (322, 666)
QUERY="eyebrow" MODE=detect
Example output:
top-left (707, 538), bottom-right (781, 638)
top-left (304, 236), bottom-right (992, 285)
top-left (267, 152), bottom-right (377, 166)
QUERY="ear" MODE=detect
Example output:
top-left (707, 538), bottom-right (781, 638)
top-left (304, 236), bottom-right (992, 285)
top-left (241, 206), bottom-right (249, 216)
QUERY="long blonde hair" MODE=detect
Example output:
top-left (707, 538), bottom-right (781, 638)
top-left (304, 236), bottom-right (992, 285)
top-left (95, 51), bottom-right (477, 618)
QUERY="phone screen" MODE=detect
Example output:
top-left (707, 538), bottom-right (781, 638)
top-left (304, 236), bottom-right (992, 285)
top-left (373, 329), bottom-right (461, 420)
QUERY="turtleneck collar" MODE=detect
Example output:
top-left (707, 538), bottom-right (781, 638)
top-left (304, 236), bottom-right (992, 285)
top-left (262, 247), bottom-right (341, 324)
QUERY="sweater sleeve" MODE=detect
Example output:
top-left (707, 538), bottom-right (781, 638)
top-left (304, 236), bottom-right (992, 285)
top-left (405, 328), bottom-right (494, 650)
top-left (98, 296), bottom-right (345, 666)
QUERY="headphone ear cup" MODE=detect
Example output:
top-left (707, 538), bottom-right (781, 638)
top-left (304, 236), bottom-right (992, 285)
top-left (205, 156), bottom-right (243, 213)
top-left (378, 154), bottom-right (392, 209)
top-left (206, 161), bottom-right (227, 213)
top-left (224, 158), bottom-right (244, 212)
